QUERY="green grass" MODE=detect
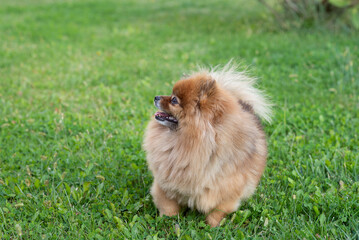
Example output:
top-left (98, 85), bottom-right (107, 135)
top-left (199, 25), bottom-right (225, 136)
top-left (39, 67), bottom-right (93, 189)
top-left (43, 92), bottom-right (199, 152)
top-left (0, 0), bottom-right (358, 239)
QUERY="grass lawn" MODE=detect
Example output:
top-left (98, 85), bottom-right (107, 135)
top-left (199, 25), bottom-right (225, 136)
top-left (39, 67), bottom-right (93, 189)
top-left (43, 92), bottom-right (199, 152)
top-left (0, 0), bottom-right (358, 239)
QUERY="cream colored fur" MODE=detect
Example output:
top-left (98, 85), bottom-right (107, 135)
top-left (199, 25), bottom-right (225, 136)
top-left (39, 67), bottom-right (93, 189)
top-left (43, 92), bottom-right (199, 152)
top-left (203, 61), bottom-right (272, 123)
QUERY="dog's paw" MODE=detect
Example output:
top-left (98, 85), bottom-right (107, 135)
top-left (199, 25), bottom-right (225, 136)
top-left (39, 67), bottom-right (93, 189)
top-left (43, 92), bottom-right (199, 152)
top-left (206, 211), bottom-right (225, 227)
top-left (159, 208), bottom-right (179, 217)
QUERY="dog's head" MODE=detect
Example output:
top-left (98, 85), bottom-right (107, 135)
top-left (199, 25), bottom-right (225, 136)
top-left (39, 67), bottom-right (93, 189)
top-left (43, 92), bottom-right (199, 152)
top-left (154, 73), bottom-right (220, 129)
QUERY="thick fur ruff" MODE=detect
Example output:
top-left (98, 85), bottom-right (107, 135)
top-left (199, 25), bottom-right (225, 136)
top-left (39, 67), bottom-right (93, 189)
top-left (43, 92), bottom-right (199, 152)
top-left (143, 63), bottom-right (272, 227)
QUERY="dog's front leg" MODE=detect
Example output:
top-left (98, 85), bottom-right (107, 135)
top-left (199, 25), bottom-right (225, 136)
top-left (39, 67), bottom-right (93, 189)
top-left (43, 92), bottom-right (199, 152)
top-left (151, 181), bottom-right (180, 217)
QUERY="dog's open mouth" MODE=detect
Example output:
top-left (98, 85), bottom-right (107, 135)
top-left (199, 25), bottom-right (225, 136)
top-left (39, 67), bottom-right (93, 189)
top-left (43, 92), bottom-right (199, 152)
top-left (155, 111), bottom-right (178, 124)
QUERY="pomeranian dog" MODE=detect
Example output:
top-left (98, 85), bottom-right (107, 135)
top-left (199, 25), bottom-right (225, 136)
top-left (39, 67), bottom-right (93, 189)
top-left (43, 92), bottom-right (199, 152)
top-left (143, 63), bottom-right (272, 227)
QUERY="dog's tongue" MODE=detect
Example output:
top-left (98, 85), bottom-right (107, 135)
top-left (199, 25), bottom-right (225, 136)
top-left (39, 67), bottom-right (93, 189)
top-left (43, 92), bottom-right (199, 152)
top-left (154, 111), bottom-right (178, 124)
top-left (155, 111), bottom-right (171, 117)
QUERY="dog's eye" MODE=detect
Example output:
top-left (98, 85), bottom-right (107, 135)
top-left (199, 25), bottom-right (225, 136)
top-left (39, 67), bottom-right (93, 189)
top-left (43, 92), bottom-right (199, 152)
top-left (171, 97), bottom-right (178, 105)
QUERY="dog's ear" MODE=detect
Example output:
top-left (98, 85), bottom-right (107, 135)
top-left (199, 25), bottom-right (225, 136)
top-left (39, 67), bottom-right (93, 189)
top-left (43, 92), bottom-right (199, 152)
top-left (199, 78), bottom-right (216, 97)
top-left (198, 78), bottom-right (216, 108)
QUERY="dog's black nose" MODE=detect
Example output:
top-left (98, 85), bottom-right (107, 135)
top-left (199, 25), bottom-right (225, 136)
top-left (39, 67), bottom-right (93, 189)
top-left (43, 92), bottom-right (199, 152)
top-left (154, 96), bottom-right (161, 101)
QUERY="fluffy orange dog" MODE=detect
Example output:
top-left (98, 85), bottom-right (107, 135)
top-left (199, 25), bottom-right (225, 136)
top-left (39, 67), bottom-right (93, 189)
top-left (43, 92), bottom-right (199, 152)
top-left (143, 63), bottom-right (272, 227)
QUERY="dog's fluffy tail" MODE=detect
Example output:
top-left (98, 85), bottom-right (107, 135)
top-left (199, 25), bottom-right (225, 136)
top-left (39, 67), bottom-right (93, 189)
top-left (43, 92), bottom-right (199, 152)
top-left (205, 62), bottom-right (273, 123)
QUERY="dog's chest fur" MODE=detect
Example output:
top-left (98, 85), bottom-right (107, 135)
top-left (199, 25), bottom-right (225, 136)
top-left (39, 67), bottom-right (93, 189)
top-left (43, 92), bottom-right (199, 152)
top-left (144, 120), bottom-right (220, 205)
